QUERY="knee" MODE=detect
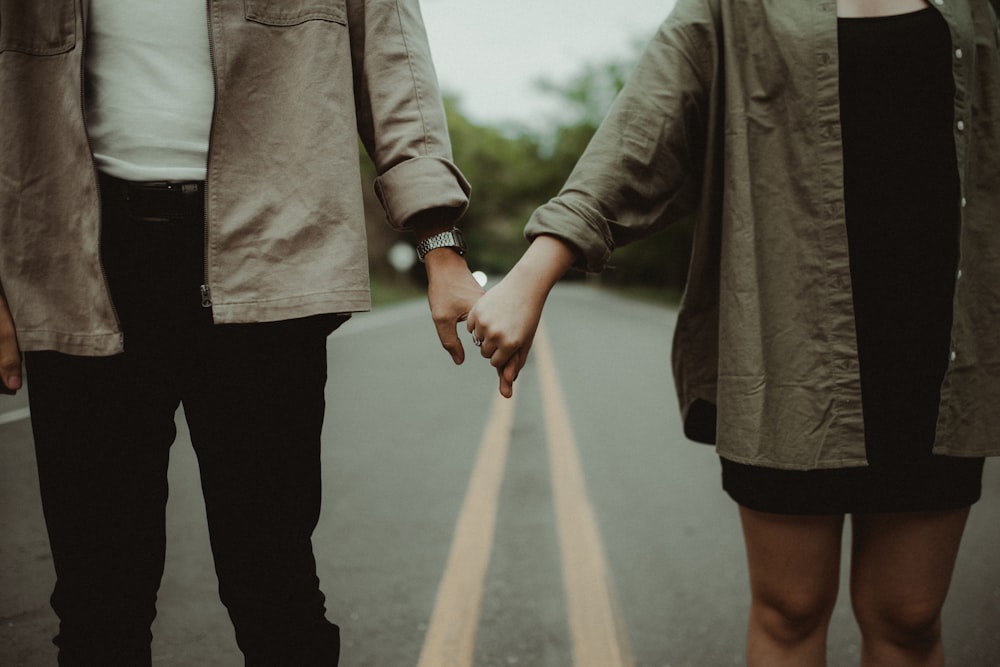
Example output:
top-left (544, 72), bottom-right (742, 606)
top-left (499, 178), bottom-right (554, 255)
top-left (752, 589), bottom-right (837, 644)
top-left (856, 597), bottom-right (943, 651)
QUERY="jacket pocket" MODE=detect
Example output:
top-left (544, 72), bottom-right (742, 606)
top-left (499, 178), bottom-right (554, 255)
top-left (244, 0), bottom-right (346, 26)
top-left (0, 0), bottom-right (76, 55)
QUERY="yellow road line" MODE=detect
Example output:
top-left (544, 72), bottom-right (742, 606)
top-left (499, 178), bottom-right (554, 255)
top-left (416, 390), bottom-right (516, 667)
top-left (536, 324), bottom-right (635, 667)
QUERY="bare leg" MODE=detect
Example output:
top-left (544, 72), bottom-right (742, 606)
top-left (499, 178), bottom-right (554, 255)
top-left (739, 506), bottom-right (845, 666)
top-left (850, 508), bottom-right (970, 667)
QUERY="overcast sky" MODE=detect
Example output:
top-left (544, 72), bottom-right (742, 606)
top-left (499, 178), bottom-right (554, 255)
top-left (420, 0), bottom-right (678, 130)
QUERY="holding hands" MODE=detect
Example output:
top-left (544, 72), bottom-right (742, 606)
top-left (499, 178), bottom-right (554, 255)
top-left (466, 235), bottom-right (577, 398)
top-left (420, 225), bottom-right (576, 398)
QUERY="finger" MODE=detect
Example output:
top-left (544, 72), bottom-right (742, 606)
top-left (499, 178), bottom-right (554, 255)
top-left (465, 307), bottom-right (479, 334)
top-left (467, 321), bottom-right (483, 349)
top-left (479, 337), bottom-right (497, 360)
top-left (483, 339), bottom-right (517, 371)
top-left (497, 352), bottom-right (524, 399)
top-left (0, 363), bottom-right (21, 392)
top-left (498, 368), bottom-right (513, 399)
top-left (433, 318), bottom-right (465, 365)
top-left (490, 329), bottom-right (531, 372)
top-left (0, 338), bottom-right (22, 393)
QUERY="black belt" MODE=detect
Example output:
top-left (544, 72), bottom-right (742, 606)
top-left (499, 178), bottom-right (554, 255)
top-left (99, 172), bottom-right (205, 221)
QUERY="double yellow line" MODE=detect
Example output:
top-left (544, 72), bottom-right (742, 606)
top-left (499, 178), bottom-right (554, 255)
top-left (416, 324), bottom-right (634, 667)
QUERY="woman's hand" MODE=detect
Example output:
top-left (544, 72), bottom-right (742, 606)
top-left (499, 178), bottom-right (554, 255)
top-left (467, 235), bottom-right (577, 398)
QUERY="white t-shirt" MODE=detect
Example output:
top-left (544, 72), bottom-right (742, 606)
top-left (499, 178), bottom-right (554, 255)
top-left (85, 0), bottom-right (214, 181)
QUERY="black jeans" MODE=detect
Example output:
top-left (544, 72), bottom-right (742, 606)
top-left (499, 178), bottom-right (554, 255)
top-left (26, 174), bottom-right (343, 666)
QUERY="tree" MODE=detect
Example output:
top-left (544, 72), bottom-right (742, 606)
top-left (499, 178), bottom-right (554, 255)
top-left (361, 44), bottom-right (696, 302)
top-left (531, 47), bottom-right (696, 298)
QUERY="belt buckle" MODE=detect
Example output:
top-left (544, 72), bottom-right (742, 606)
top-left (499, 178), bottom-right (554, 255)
top-left (122, 180), bottom-right (203, 221)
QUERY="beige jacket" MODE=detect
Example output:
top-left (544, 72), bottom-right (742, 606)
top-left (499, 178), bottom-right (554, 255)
top-left (0, 0), bottom-right (470, 356)
top-left (525, 0), bottom-right (1000, 468)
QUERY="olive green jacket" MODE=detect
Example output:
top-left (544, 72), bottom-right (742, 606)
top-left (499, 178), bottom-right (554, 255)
top-left (0, 0), bottom-right (469, 356)
top-left (525, 0), bottom-right (1000, 468)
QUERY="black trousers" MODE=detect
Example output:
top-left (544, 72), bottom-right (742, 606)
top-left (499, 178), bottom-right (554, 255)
top-left (26, 174), bottom-right (343, 666)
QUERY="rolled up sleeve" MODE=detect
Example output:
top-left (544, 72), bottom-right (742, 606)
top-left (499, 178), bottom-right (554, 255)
top-left (373, 155), bottom-right (470, 230)
top-left (525, 0), bottom-right (716, 272)
top-left (349, 0), bottom-right (470, 230)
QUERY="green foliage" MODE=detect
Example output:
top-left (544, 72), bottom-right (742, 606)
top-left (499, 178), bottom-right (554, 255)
top-left (600, 216), bottom-right (695, 296)
top-left (442, 98), bottom-right (553, 273)
top-left (534, 57), bottom-right (633, 129)
top-left (364, 43), bottom-right (695, 303)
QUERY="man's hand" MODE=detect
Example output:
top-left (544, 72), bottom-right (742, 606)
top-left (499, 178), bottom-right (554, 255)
top-left (0, 293), bottom-right (22, 394)
top-left (424, 248), bottom-right (485, 364)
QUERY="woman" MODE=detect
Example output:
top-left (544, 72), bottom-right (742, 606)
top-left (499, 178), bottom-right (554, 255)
top-left (467, 0), bottom-right (1000, 664)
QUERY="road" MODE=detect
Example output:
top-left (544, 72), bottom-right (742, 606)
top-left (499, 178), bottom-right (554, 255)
top-left (2, 282), bottom-right (998, 666)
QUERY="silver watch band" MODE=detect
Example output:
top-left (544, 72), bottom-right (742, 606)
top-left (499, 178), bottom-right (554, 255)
top-left (416, 228), bottom-right (466, 262)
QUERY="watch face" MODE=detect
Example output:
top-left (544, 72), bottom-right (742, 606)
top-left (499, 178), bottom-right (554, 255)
top-left (452, 228), bottom-right (467, 251)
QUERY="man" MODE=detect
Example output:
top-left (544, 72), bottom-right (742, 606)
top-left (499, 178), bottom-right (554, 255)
top-left (0, 1), bottom-right (482, 664)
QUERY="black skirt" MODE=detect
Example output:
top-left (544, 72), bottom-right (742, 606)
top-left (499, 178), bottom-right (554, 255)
top-left (722, 8), bottom-right (984, 515)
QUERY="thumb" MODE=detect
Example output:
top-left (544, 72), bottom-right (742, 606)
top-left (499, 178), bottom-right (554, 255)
top-left (434, 318), bottom-right (465, 365)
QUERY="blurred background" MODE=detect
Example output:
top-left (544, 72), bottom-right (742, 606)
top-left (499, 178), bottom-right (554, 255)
top-left (362, 0), bottom-right (692, 305)
top-left (366, 0), bottom-right (1000, 306)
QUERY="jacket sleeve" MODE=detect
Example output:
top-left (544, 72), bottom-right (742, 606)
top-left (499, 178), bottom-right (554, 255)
top-left (524, 0), bottom-right (719, 272)
top-left (348, 0), bottom-right (470, 230)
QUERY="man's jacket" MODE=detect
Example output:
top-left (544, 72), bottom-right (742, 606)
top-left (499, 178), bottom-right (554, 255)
top-left (0, 0), bottom-right (470, 356)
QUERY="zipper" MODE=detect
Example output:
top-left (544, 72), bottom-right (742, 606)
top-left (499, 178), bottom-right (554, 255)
top-left (79, 0), bottom-right (125, 348)
top-left (201, 0), bottom-right (218, 309)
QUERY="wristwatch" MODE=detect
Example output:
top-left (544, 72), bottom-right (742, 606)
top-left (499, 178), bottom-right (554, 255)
top-left (416, 228), bottom-right (467, 263)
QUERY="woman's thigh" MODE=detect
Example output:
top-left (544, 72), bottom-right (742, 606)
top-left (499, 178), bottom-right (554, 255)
top-left (739, 506), bottom-right (846, 613)
top-left (849, 508), bottom-right (970, 626)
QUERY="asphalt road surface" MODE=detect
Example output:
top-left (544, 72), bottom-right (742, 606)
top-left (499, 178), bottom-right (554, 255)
top-left (2, 282), bottom-right (998, 666)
